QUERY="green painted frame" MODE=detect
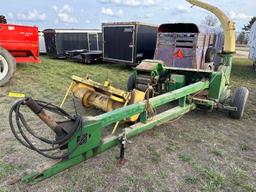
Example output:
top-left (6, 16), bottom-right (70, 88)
top-left (22, 80), bottom-right (210, 183)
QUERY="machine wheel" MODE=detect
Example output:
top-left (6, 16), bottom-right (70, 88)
top-left (229, 87), bottom-right (249, 119)
top-left (205, 47), bottom-right (216, 63)
top-left (127, 73), bottom-right (136, 91)
top-left (0, 47), bottom-right (16, 86)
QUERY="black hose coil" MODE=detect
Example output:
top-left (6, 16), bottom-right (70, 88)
top-left (9, 98), bottom-right (83, 159)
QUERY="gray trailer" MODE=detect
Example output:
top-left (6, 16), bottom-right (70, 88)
top-left (102, 22), bottom-right (158, 66)
top-left (43, 29), bottom-right (102, 58)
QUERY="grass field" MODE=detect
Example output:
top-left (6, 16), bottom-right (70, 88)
top-left (0, 56), bottom-right (255, 192)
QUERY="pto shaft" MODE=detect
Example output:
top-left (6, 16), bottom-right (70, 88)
top-left (23, 97), bottom-right (64, 136)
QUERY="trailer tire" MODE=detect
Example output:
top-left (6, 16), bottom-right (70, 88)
top-left (0, 47), bottom-right (16, 86)
top-left (229, 87), bottom-right (249, 119)
top-left (127, 73), bottom-right (136, 91)
top-left (205, 47), bottom-right (216, 63)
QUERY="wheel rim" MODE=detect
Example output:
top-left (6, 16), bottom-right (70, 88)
top-left (0, 55), bottom-right (9, 80)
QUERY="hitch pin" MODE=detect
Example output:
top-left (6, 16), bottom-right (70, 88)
top-left (118, 130), bottom-right (131, 165)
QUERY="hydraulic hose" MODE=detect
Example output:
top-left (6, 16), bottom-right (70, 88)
top-left (9, 97), bottom-right (83, 159)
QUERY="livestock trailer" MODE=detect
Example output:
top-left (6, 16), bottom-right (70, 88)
top-left (102, 22), bottom-right (158, 66)
top-left (43, 29), bottom-right (102, 58)
top-left (154, 23), bottom-right (223, 70)
top-left (248, 21), bottom-right (256, 71)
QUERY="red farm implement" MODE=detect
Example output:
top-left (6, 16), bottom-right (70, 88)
top-left (0, 15), bottom-right (40, 86)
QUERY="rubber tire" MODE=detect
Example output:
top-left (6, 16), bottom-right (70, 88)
top-left (205, 47), bottom-right (216, 63)
top-left (229, 87), bottom-right (249, 119)
top-left (0, 47), bottom-right (16, 86)
top-left (127, 73), bottom-right (136, 91)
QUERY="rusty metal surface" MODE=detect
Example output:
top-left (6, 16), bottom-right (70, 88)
top-left (37, 111), bottom-right (63, 133)
top-left (135, 59), bottom-right (164, 71)
top-left (154, 23), bottom-right (222, 70)
top-left (24, 97), bottom-right (64, 135)
top-left (72, 75), bottom-right (129, 99)
top-left (71, 75), bottom-right (131, 112)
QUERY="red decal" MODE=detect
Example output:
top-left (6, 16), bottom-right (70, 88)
top-left (173, 49), bottom-right (184, 59)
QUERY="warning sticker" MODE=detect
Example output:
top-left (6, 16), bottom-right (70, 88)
top-left (8, 92), bottom-right (25, 98)
top-left (173, 49), bottom-right (184, 59)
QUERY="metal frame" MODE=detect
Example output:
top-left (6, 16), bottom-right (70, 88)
top-left (22, 81), bottom-right (209, 183)
top-left (87, 32), bottom-right (101, 52)
top-left (15, 0), bottom-right (239, 184)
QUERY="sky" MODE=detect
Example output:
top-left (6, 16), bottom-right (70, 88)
top-left (0, 0), bottom-right (255, 31)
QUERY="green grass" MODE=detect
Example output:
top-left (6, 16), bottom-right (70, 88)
top-left (231, 58), bottom-right (255, 88)
top-left (229, 168), bottom-right (256, 192)
top-left (210, 148), bottom-right (223, 157)
top-left (9, 56), bottom-right (131, 100)
top-left (179, 153), bottom-right (192, 162)
top-left (240, 143), bottom-right (250, 151)
top-left (200, 167), bottom-right (225, 192)
top-left (183, 174), bottom-right (198, 184)
top-left (117, 185), bottom-right (130, 192)
top-left (147, 144), bottom-right (161, 164)
top-left (165, 141), bottom-right (178, 152)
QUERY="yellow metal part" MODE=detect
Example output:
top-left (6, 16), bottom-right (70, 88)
top-left (60, 81), bottom-right (75, 108)
top-left (103, 81), bottom-right (111, 86)
top-left (111, 89), bottom-right (145, 134)
top-left (128, 89), bottom-right (146, 122)
top-left (8, 92), bottom-right (25, 98)
top-left (111, 92), bottom-right (131, 135)
top-left (71, 75), bottom-right (145, 122)
top-left (186, 0), bottom-right (236, 53)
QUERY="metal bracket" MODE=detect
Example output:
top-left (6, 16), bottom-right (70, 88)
top-left (219, 104), bottom-right (237, 111)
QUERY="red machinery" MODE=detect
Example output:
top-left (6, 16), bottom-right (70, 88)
top-left (0, 16), bottom-right (41, 86)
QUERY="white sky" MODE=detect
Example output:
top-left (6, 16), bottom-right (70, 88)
top-left (0, 0), bottom-right (255, 31)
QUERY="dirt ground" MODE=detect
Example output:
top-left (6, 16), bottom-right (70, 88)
top-left (0, 54), bottom-right (255, 192)
top-left (234, 46), bottom-right (250, 59)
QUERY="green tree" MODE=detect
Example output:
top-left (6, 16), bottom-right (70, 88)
top-left (242, 17), bottom-right (256, 31)
top-left (236, 32), bottom-right (248, 44)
